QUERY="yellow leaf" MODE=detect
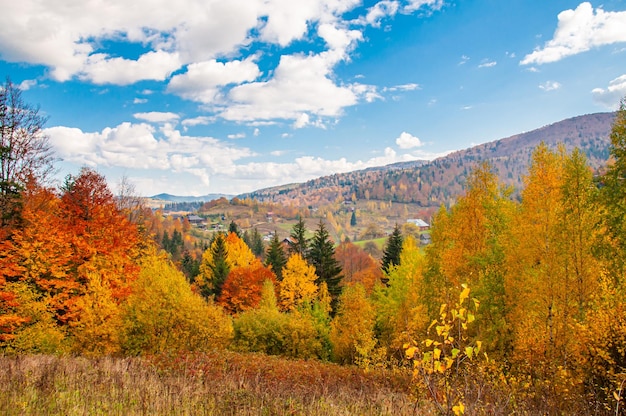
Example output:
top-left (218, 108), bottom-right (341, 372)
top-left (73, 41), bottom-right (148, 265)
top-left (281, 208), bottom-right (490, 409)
top-left (459, 285), bottom-right (470, 304)
top-left (465, 346), bottom-right (474, 359)
top-left (425, 339), bottom-right (434, 347)
top-left (451, 348), bottom-right (460, 358)
top-left (453, 401), bottom-right (465, 415)
top-left (405, 346), bottom-right (418, 358)
top-left (434, 347), bottom-right (441, 360)
top-left (476, 340), bottom-right (482, 354)
top-left (439, 303), bottom-right (447, 315)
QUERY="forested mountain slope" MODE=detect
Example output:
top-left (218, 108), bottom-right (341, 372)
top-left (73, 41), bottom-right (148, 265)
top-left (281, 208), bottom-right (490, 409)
top-left (241, 112), bottom-right (615, 207)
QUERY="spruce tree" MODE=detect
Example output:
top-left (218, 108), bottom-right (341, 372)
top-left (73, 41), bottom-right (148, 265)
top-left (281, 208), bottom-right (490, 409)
top-left (228, 220), bottom-right (240, 237)
top-left (209, 233), bottom-right (230, 298)
top-left (251, 227), bottom-right (265, 258)
top-left (308, 219), bottom-right (343, 311)
top-left (265, 231), bottom-right (287, 280)
top-left (381, 223), bottom-right (403, 278)
top-left (350, 210), bottom-right (357, 226)
top-left (289, 216), bottom-right (309, 257)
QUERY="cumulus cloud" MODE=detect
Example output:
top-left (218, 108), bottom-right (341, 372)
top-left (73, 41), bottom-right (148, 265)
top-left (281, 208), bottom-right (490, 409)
top-left (592, 74), bottom-right (626, 108)
top-left (362, 1), bottom-right (400, 27)
top-left (46, 118), bottom-right (449, 195)
top-left (167, 58), bottom-right (261, 104)
top-left (45, 121), bottom-right (256, 190)
top-left (521, 2), bottom-right (626, 65)
top-left (80, 51), bottom-right (182, 85)
top-left (221, 52), bottom-right (364, 123)
top-left (0, 0), bottom-right (445, 129)
top-left (134, 112), bottom-right (180, 123)
top-left (395, 132), bottom-right (423, 149)
top-left (539, 81), bottom-right (562, 91)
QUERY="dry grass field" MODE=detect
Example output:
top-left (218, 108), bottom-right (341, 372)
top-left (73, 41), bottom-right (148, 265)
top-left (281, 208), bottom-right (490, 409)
top-left (0, 351), bottom-right (423, 416)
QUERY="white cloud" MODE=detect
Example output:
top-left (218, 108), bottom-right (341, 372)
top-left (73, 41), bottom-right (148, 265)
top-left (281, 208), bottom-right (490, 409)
top-left (182, 116), bottom-right (213, 127)
top-left (253, 128), bottom-right (260, 136)
top-left (458, 55), bottom-right (470, 65)
top-left (220, 52), bottom-right (368, 123)
top-left (539, 81), bottom-right (562, 91)
top-left (227, 133), bottom-right (246, 139)
top-left (134, 112), bottom-right (180, 123)
top-left (133, 98), bottom-right (148, 104)
top-left (478, 60), bottom-right (497, 68)
top-left (46, 118), bottom-right (450, 195)
top-left (592, 74), bottom-right (626, 108)
top-left (18, 79), bottom-right (37, 90)
top-left (45, 121), bottom-right (256, 191)
top-left (403, 0), bottom-right (444, 13)
top-left (167, 58), bottom-right (261, 104)
top-left (362, 1), bottom-right (400, 27)
top-left (0, 0), bottom-right (442, 130)
top-left (395, 132), bottom-right (423, 149)
top-left (521, 2), bottom-right (626, 65)
top-left (80, 51), bottom-right (182, 85)
top-left (384, 83), bottom-right (420, 92)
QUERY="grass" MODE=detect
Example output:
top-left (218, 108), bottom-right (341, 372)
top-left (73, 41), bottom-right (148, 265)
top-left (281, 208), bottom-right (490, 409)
top-left (0, 351), bottom-right (424, 415)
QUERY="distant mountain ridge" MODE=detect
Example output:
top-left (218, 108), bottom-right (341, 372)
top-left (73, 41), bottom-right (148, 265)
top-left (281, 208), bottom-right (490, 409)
top-left (148, 193), bottom-right (233, 203)
top-left (239, 112), bottom-right (616, 208)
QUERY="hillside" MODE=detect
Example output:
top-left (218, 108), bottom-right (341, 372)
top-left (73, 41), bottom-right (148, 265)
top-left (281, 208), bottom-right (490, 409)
top-left (240, 112), bottom-right (615, 208)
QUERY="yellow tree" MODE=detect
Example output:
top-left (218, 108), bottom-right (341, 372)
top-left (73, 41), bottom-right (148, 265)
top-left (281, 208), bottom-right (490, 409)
top-left (330, 283), bottom-right (377, 365)
top-left (505, 143), bottom-right (572, 374)
top-left (279, 253), bottom-right (318, 312)
top-left (122, 248), bottom-right (233, 354)
top-left (424, 162), bottom-right (512, 352)
top-left (373, 236), bottom-right (429, 356)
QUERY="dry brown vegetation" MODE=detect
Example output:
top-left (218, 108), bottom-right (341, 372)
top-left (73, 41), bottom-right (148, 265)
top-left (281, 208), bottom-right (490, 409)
top-left (0, 352), bottom-right (419, 416)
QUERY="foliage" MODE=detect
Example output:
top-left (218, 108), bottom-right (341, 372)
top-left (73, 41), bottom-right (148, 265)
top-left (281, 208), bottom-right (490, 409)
top-left (373, 236), bottom-right (429, 359)
top-left (278, 253), bottom-right (318, 312)
top-left (218, 260), bottom-right (276, 314)
top-left (599, 98), bottom-right (626, 277)
top-left (334, 241), bottom-right (382, 294)
top-left (405, 284), bottom-right (482, 416)
top-left (330, 283), bottom-right (377, 365)
top-left (232, 280), bottom-right (325, 359)
top-left (196, 232), bottom-right (230, 298)
top-left (122, 249), bottom-right (233, 355)
top-left (0, 281), bottom-right (66, 353)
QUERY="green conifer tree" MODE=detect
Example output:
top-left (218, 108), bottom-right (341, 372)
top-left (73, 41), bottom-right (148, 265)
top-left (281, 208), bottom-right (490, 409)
top-left (265, 231), bottom-right (287, 280)
top-left (308, 220), bottom-right (343, 312)
top-left (289, 216), bottom-right (309, 257)
top-left (209, 233), bottom-right (230, 298)
top-left (381, 224), bottom-right (403, 279)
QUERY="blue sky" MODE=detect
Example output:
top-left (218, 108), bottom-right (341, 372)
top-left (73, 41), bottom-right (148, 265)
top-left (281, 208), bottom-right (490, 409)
top-left (1, 0), bottom-right (626, 196)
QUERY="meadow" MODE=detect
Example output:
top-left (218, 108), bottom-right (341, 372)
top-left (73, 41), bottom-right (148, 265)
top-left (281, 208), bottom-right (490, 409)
top-left (1, 352), bottom-right (419, 416)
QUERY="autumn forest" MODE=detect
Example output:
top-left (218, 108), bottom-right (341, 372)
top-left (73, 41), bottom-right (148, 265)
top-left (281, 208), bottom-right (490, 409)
top-left (3, 78), bottom-right (626, 414)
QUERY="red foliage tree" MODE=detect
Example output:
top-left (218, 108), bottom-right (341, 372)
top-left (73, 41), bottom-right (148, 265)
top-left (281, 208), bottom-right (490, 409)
top-left (218, 261), bottom-right (276, 314)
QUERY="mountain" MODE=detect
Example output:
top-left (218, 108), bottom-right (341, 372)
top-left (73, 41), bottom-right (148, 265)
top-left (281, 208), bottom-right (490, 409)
top-left (148, 193), bottom-right (233, 203)
top-left (240, 112), bottom-right (616, 208)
